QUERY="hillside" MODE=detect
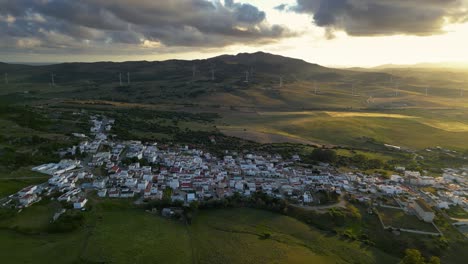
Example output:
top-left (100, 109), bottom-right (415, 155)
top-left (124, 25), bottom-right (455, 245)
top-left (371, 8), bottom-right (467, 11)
top-left (0, 52), bottom-right (392, 105)
top-left (1, 52), bottom-right (466, 109)
top-left (1, 52), bottom-right (468, 150)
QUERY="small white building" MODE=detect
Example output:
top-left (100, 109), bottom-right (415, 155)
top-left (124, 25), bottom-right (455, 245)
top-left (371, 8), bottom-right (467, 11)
top-left (303, 192), bottom-right (313, 203)
top-left (18, 185), bottom-right (38, 197)
top-left (93, 179), bottom-right (107, 189)
top-left (98, 189), bottom-right (107, 198)
top-left (125, 178), bottom-right (138, 188)
top-left (137, 180), bottom-right (149, 191)
top-left (74, 198), bottom-right (88, 209)
top-left (411, 199), bottom-right (435, 223)
top-left (187, 193), bottom-right (196, 202)
top-left (19, 194), bottom-right (37, 206)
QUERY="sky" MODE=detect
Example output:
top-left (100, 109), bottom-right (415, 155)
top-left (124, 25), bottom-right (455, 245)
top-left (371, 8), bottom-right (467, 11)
top-left (1, 0), bottom-right (468, 67)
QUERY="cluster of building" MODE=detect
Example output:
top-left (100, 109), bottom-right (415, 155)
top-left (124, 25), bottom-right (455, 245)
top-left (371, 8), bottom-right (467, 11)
top-left (2, 115), bottom-right (467, 231)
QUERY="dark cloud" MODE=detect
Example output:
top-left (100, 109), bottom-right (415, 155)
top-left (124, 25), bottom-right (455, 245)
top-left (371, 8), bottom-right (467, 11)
top-left (0, 0), bottom-right (293, 53)
top-left (291, 0), bottom-right (468, 37)
top-left (274, 4), bottom-right (288, 11)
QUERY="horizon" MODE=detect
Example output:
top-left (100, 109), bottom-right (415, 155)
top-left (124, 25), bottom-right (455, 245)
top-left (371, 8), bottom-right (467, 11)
top-left (2, 1), bottom-right (468, 67)
top-left (3, 51), bottom-right (468, 69)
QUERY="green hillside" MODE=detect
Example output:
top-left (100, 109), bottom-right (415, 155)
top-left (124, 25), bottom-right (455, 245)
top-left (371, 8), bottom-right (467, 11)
top-left (1, 52), bottom-right (467, 151)
top-left (0, 199), bottom-right (398, 264)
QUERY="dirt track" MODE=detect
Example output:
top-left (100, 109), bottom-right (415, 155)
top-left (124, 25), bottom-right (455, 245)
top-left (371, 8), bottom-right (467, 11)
top-left (221, 128), bottom-right (320, 146)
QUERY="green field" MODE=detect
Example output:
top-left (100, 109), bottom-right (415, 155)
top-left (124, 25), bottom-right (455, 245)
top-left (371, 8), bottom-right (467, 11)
top-left (444, 205), bottom-right (468, 219)
top-left (0, 167), bottom-right (49, 197)
top-left (0, 198), bottom-right (399, 264)
top-left (220, 108), bottom-right (468, 150)
top-left (377, 207), bottom-right (439, 233)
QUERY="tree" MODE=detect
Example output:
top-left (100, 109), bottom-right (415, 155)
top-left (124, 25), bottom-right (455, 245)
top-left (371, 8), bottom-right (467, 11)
top-left (310, 148), bottom-right (337, 163)
top-left (428, 256), bottom-right (441, 264)
top-left (162, 187), bottom-right (173, 202)
top-left (400, 249), bottom-right (440, 264)
top-left (400, 249), bottom-right (425, 264)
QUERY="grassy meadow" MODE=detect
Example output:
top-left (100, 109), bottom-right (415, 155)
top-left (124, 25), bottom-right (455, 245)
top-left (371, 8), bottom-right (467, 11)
top-left (220, 108), bottom-right (468, 150)
top-left (0, 197), bottom-right (399, 264)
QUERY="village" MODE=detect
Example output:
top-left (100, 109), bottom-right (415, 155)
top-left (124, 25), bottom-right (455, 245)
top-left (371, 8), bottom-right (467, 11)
top-left (2, 114), bottom-right (468, 237)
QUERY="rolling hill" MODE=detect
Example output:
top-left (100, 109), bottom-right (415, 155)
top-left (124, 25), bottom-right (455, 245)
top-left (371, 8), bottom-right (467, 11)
top-left (1, 52), bottom-right (468, 150)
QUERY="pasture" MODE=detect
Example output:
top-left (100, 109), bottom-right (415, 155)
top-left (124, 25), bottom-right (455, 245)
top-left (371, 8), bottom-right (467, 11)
top-left (220, 108), bottom-right (468, 150)
top-left (0, 198), bottom-right (399, 264)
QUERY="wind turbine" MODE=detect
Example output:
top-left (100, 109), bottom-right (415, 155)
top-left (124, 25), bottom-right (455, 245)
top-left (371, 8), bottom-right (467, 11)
top-left (314, 80), bottom-right (318, 95)
top-left (51, 73), bottom-right (55, 86)
top-left (210, 64), bottom-right (215, 81)
top-left (279, 76), bottom-right (283, 88)
top-left (244, 71), bottom-right (249, 83)
top-left (127, 72), bottom-right (130, 85)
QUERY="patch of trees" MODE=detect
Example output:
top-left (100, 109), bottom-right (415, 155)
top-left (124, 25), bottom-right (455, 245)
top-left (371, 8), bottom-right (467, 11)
top-left (0, 146), bottom-right (60, 169)
top-left (315, 190), bottom-right (340, 205)
top-left (113, 108), bottom-right (219, 123)
top-left (0, 105), bottom-right (51, 131)
top-left (336, 154), bottom-right (387, 170)
top-left (310, 148), bottom-right (337, 163)
top-left (400, 249), bottom-right (440, 264)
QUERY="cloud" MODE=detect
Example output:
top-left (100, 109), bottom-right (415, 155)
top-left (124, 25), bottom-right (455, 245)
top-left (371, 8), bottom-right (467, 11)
top-left (0, 0), bottom-right (294, 54)
top-left (274, 4), bottom-right (288, 11)
top-left (290, 0), bottom-right (468, 37)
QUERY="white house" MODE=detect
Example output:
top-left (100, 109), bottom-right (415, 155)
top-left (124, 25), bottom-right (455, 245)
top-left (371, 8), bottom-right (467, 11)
top-left (19, 194), bottom-right (37, 206)
top-left (108, 188), bottom-right (120, 198)
top-left (18, 185), bottom-right (38, 197)
top-left (125, 178), bottom-right (138, 188)
top-left (169, 179), bottom-right (180, 190)
top-left (303, 192), bottom-right (313, 203)
top-left (93, 179), bottom-right (107, 189)
top-left (98, 189), bottom-right (107, 198)
top-left (137, 180), bottom-right (149, 191)
top-left (411, 199), bottom-right (435, 223)
top-left (73, 198), bottom-right (87, 209)
top-left (187, 193), bottom-right (196, 202)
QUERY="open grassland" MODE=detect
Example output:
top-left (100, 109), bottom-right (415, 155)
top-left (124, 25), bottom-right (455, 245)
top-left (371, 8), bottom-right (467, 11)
top-left (377, 207), bottom-right (439, 233)
top-left (221, 108), bottom-right (468, 150)
top-left (62, 100), bottom-right (468, 151)
top-left (0, 167), bottom-right (49, 197)
top-left (0, 198), bottom-right (399, 264)
top-left (191, 208), bottom-right (397, 264)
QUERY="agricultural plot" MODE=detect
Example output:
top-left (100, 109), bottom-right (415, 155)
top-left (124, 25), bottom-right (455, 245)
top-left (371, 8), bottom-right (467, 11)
top-left (377, 207), bottom-right (439, 233)
top-left (221, 109), bottom-right (468, 150)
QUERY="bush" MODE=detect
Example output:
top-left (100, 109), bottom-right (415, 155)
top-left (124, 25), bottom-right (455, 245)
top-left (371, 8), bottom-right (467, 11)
top-left (310, 148), bottom-right (337, 163)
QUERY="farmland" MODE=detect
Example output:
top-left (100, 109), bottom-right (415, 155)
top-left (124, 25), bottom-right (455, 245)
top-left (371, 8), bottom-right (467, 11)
top-left (0, 198), bottom-right (399, 264)
top-left (377, 206), bottom-right (439, 233)
top-left (220, 108), bottom-right (468, 150)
